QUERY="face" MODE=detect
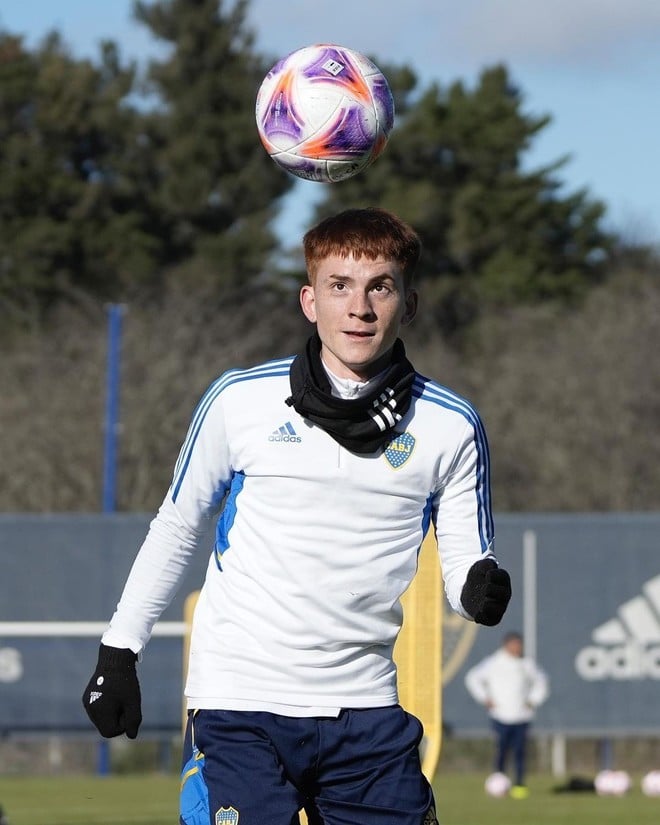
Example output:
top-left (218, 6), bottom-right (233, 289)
top-left (300, 253), bottom-right (418, 381)
top-left (505, 637), bottom-right (523, 657)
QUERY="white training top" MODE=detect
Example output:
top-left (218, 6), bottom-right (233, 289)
top-left (103, 355), bottom-right (496, 714)
top-left (464, 649), bottom-right (550, 724)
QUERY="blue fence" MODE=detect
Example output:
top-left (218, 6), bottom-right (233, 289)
top-left (1, 512), bottom-right (659, 736)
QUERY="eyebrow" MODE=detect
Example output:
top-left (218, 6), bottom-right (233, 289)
top-left (327, 272), bottom-right (398, 284)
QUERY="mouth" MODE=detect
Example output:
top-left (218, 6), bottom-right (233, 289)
top-left (344, 330), bottom-right (375, 339)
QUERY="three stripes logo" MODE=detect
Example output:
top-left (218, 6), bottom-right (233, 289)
top-left (575, 573), bottom-right (660, 680)
top-left (369, 387), bottom-right (402, 433)
top-left (268, 421), bottom-right (301, 443)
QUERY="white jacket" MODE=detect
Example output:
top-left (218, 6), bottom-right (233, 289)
top-left (104, 356), bottom-right (496, 713)
top-left (465, 648), bottom-right (549, 724)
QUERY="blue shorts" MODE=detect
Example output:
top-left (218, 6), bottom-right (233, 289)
top-left (180, 706), bottom-right (437, 825)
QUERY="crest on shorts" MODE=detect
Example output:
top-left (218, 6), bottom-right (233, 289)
top-left (215, 807), bottom-right (239, 825)
top-left (384, 431), bottom-right (415, 468)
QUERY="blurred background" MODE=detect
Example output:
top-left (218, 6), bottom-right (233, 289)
top-left (1, 0), bottom-right (659, 807)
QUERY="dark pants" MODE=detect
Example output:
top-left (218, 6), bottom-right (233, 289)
top-left (491, 720), bottom-right (529, 786)
top-left (180, 706), bottom-right (437, 825)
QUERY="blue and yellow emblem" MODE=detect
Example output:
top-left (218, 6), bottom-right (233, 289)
top-left (384, 431), bottom-right (416, 468)
top-left (216, 807), bottom-right (239, 825)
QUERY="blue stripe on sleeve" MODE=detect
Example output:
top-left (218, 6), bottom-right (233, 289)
top-left (413, 376), bottom-right (494, 552)
top-left (421, 493), bottom-right (434, 550)
top-left (171, 358), bottom-right (293, 502)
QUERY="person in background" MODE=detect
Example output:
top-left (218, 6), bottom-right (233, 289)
top-left (465, 631), bottom-right (549, 798)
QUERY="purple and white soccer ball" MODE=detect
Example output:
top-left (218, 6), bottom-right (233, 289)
top-left (641, 770), bottom-right (660, 797)
top-left (484, 772), bottom-right (512, 798)
top-left (594, 769), bottom-right (631, 796)
top-left (255, 43), bottom-right (394, 183)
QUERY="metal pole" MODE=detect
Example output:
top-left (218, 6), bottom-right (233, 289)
top-left (98, 303), bottom-right (124, 776)
top-left (551, 733), bottom-right (567, 778)
top-left (522, 529), bottom-right (538, 662)
top-left (102, 304), bottom-right (124, 513)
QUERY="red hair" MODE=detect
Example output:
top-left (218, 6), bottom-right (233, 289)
top-left (303, 208), bottom-right (421, 288)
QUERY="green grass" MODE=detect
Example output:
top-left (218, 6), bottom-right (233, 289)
top-left (434, 772), bottom-right (659, 824)
top-left (0, 772), bottom-right (659, 824)
top-left (0, 775), bottom-right (177, 825)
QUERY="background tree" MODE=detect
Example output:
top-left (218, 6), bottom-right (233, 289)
top-left (464, 258), bottom-right (660, 511)
top-left (312, 64), bottom-right (613, 333)
top-left (0, 33), bottom-right (152, 319)
top-left (132, 0), bottom-right (293, 290)
top-left (0, 1), bottom-right (295, 322)
top-left (0, 286), bottom-right (308, 512)
top-left (2, 8), bottom-right (658, 516)
top-left (3, 258), bottom-right (659, 513)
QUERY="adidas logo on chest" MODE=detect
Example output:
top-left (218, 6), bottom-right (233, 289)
top-left (268, 421), bottom-right (302, 444)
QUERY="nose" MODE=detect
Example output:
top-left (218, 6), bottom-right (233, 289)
top-left (348, 290), bottom-right (375, 318)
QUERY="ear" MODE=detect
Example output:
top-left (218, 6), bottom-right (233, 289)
top-left (299, 284), bottom-right (317, 323)
top-left (401, 288), bottom-right (418, 327)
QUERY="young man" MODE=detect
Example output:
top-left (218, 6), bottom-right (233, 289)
top-left (465, 631), bottom-right (549, 798)
top-left (83, 208), bottom-right (511, 825)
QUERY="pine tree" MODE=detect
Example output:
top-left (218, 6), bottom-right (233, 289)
top-left (132, 0), bottom-right (293, 288)
top-left (314, 64), bottom-right (613, 332)
top-left (0, 3), bottom-right (295, 319)
top-left (0, 33), bottom-right (151, 317)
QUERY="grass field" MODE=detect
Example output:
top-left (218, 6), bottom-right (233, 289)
top-left (0, 771), bottom-right (658, 824)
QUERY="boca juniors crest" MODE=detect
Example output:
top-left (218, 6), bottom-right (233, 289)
top-left (384, 431), bottom-right (416, 468)
top-left (216, 807), bottom-right (239, 825)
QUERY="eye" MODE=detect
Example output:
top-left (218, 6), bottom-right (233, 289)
top-left (372, 283), bottom-right (392, 294)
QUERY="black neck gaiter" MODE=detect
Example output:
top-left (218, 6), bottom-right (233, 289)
top-left (285, 333), bottom-right (416, 454)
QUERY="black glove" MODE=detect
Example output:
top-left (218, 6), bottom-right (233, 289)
top-left (460, 558), bottom-right (511, 626)
top-left (82, 644), bottom-right (142, 739)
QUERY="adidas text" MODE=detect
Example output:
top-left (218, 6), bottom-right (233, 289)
top-left (575, 643), bottom-right (660, 680)
top-left (269, 422), bottom-right (301, 443)
top-left (575, 573), bottom-right (660, 681)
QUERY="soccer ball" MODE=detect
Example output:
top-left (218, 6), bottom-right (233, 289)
top-left (594, 769), bottom-right (631, 796)
top-left (255, 43), bottom-right (394, 183)
top-left (641, 770), bottom-right (660, 797)
top-left (484, 772), bottom-right (512, 798)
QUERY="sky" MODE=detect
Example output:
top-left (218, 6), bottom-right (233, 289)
top-left (2, 0), bottom-right (660, 246)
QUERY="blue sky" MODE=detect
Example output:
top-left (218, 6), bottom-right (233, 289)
top-left (2, 0), bottom-right (659, 247)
